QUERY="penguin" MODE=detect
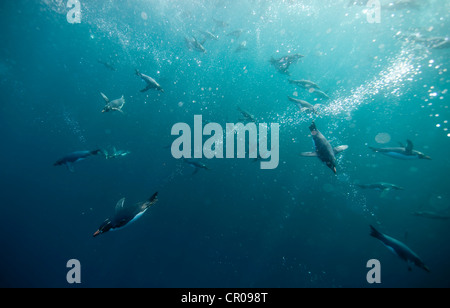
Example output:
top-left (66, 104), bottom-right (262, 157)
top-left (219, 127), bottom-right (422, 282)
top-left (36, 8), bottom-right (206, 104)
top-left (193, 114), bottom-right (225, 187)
top-left (212, 18), bottom-right (229, 28)
top-left (288, 79), bottom-right (320, 90)
top-left (311, 89), bottom-right (330, 100)
top-left (369, 225), bottom-right (430, 273)
top-left (54, 149), bottom-right (102, 172)
top-left (135, 69), bottom-right (164, 93)
top-left (288, 96), bottom-right (321, 115)
top-left (184, 36), bottom-right (207, 53)
top-left (357, 182), bottom-right (404, 198)
top-left (300, 122), bottom-right (348, 174)
top-left (397, 32), bottom-right (450, 50)
top-left (412, 211), bottom-right (450, 220)
top-left (227, 29), bottom-right (244, 39)
top-left (184, 158), bottom-right (210, 175)
top-left (369, 140), bottom-right (431, 160)
top-left (430, 38), bottom-right (450, 49)
top-left (270, 53), bottom-right (304, 75)
top-left (103, 147), bottom-right (130, 160)
top-left (97, 59), bottom-right (117, 71)
top-left (197, 30), bottom-right (219, 41)
top-left (100, 92), bottom-right (126, 113)
top-left (93, 192), bottom-right (159, 237)
top-left (237, 106), bottom-right (257, 123)
top-left (234, 41), bottom-right (248, 53)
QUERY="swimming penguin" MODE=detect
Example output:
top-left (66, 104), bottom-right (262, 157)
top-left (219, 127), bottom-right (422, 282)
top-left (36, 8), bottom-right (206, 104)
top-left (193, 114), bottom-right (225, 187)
top-left (417, 36), bottom-right (450, 49)
top-left (357, 182), bottom-right (404, 197)
top-left (237, 106), bottom-right (257, 123)
top-left (369, 140), bottom-right (431, 160)
top-left (288, 79), bottom-right (320, 90)
top-left (100, 92), bottom-right (126, 114)
top-left (412, 211), bottom-right (450, 220)
top-left (97, 59), bottom-right (117, 71)
top-left (185, 36), bottom-right (207, 53)
top-left (227, 29), bottom-right (244, 39)
top-left (184, 158), bottom-right (210, 175)
top-left (400, 33), bottom-right (450, 50)
top-left (197, 30), bottom-right (219, 41)
top-left (300, 122), bottom-right (348, 174)
top-left (288, 96), bottom-right (321, 115)
top-left (135, 69), bottom-right (164, 93)
top-left (235, 41), bottom-right (248, 53)
top-left (369, 225), bottom-right (430, 272)
top-left (54, 149), bottom-right (102, 172)
top-left (93, 192), bottom-right (159, 237)
top-left (270, 53), bottom-right (304, 75)
top-left (311, 89), bottom-right (330, 100)
top-left (430, 38), bottom-right (450, 49)
top-left (212, 18), bottom-right (229, 28)
top-left (103, 147), bottom-right (131, 160)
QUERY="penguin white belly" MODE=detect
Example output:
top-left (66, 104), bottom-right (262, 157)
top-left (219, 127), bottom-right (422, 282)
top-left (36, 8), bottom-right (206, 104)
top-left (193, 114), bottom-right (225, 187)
top-left (127, 211), bottom-right (146, 226)
top-left (384, 152), bottom-right (417, 160)
top-left (383, 243), bottom-right (399, 257)
top-left (111, 210), bottom-right (147, 231)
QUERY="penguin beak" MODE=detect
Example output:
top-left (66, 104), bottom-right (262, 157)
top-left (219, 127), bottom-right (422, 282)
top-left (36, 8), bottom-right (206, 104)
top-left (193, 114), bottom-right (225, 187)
top-left (333, 167), bottom-right (337, 174)
top-left (93, 230), bottom-right (101, 237)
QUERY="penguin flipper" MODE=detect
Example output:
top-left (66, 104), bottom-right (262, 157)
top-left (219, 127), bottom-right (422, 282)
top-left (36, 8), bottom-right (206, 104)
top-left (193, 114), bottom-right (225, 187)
top-left (100, 92), bottom-right (110, 103)
top-left (66, 163), bottom-right (75, 173)
top-left (140, 85), bottom-right (152, 92)
top-left (406, 140), bottom-right (414, 154)
top-left (369, 225), bottom-right (383, 240)
top-left (300, 152), bottom-right (317, 157)
top-left (111, 108), bottom-right (124, 114)
top-left (148, 192), bottom-right (158, 205)
top-left (334, 145), bottom-right (349, 155)
top-left (115, 198), bottom-right (126, 212)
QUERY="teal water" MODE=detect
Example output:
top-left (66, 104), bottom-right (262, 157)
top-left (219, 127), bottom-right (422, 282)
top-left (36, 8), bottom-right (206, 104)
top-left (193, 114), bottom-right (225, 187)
top-left (1, 0), bottom-right (449, 288)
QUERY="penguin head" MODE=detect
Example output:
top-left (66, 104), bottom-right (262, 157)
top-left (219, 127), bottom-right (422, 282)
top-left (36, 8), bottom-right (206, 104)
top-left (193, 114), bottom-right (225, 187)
top-left (421, 264), bottom-right (431, 273)
top-left (102, 106), bottom-right (111, 113)
top-left (93, 219), bottom-right (112, 237)
top-left (326, 161), bottom-right (337, 174)
top-left (418, 153), bottom-right (431, 160)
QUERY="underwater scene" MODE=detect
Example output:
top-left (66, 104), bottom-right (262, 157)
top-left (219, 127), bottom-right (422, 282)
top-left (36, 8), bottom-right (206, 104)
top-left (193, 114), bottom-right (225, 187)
top-left (1, 0), bottom-right (450, 288)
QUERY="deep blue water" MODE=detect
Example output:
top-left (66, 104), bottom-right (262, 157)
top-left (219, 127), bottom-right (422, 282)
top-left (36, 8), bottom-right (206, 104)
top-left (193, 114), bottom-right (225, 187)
top-left (1, 0), bottom-right (450, 288)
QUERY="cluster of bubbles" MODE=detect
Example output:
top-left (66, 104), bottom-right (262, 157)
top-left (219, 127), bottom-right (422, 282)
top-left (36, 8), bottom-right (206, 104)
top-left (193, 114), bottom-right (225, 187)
top-left (375, 132), bottom-right (391, 144)
top-left (63, 109), bottom-right (86, 144)
top-left (323, 46), bottom-right (420, 118)
top-left (281, 256), bottom-right (338, 287)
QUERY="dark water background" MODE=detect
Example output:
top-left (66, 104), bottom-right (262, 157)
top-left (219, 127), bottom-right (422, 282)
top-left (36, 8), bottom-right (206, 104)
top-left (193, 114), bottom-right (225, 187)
top-left (1, 0), bottom-right (449, 287)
